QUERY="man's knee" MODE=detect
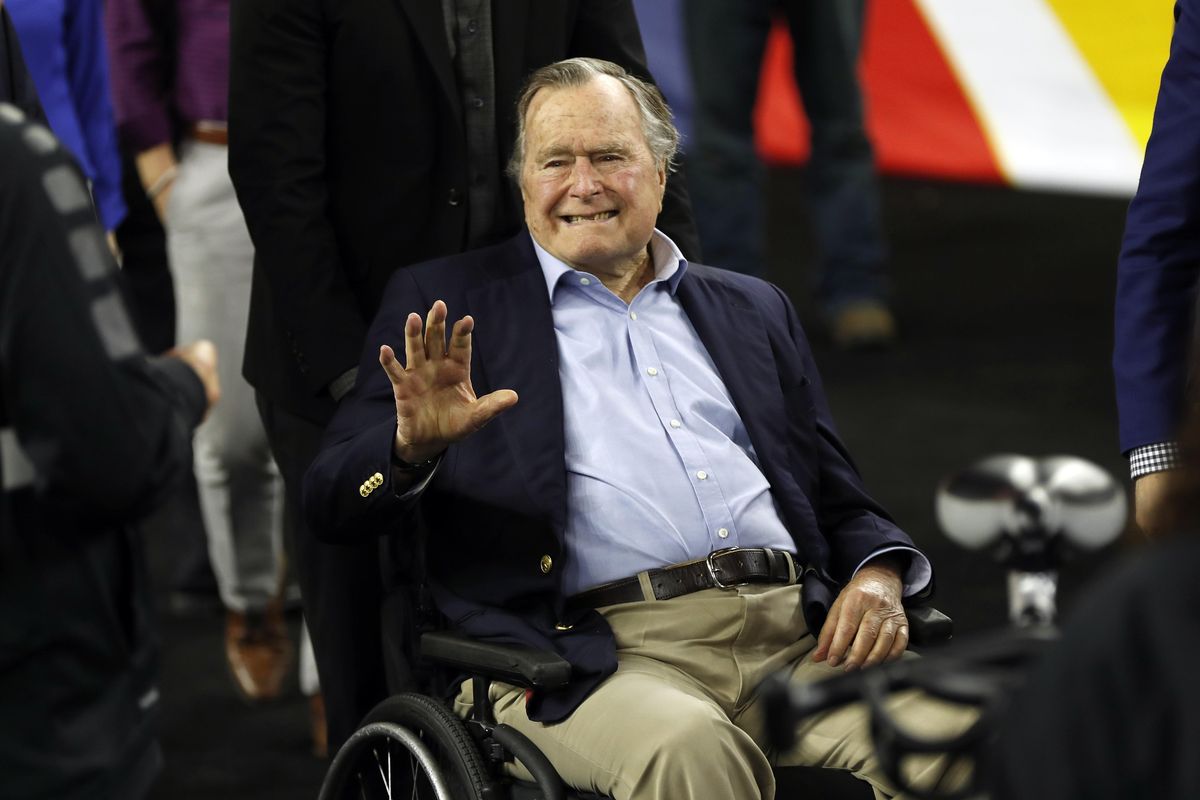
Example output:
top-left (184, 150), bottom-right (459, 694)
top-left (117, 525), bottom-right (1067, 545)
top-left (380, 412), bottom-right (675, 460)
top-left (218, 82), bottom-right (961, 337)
top-left (614, 702), bottom-right (773, 799)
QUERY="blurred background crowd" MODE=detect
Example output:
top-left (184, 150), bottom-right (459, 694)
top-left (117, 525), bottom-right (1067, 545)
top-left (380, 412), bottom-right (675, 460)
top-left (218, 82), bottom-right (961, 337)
top-left (0, 0), bottom-right (1191, 798)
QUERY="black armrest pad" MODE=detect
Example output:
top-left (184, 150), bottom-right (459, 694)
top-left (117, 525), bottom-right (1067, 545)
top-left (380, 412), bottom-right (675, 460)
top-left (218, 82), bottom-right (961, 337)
top-left (907, 606), bottom-right (954, 647)
top-left (420, 631), bottom-right (572, 689)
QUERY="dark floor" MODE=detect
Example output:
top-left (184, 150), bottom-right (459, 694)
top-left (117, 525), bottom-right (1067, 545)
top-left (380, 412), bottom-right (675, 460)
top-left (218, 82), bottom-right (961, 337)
top-left (143, 170), bottom-right (1136, 799)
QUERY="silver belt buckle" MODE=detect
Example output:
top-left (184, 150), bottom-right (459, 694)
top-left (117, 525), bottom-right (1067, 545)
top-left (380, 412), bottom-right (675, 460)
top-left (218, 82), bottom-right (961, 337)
top-left (705, 546), bottom-right (742, 588)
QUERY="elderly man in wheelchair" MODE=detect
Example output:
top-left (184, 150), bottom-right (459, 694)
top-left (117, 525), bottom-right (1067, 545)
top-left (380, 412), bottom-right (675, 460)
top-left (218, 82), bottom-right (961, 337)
top-left (304, 56), bottom-right (974, 800)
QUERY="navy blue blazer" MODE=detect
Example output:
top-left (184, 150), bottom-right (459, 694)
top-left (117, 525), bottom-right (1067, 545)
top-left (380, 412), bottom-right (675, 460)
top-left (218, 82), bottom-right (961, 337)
top-left (304, 232), bottom-right (918, 721)
top-left (1114, 0), bottom-right (1200, 453)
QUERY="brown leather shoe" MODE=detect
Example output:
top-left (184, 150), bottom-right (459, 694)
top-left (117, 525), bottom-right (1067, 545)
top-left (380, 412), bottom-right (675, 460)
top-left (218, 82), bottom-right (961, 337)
top-left (830, 301), bottom-right (897, 350)
top-left (225, 607), bottom-right (294, 702)
top-left (309, 693), bottom-right (328, 759)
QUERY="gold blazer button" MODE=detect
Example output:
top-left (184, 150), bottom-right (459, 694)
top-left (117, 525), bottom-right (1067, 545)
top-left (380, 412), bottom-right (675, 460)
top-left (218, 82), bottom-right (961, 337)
top-left (539, 555), bottom-right (553, 574)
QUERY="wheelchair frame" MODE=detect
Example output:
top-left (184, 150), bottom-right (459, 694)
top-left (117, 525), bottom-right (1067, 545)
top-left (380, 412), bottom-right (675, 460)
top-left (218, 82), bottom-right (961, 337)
top-left (319, 605), bottom-right (953, 800)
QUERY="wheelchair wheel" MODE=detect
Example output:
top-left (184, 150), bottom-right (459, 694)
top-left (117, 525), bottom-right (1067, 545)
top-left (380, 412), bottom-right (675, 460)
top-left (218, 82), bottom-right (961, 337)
top-left (318, 692), bottom-right (491, 800)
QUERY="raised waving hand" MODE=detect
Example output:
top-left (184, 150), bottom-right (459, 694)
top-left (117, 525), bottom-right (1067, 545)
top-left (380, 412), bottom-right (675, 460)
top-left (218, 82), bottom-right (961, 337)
top-left (379, 300), bottom-right (518, 465)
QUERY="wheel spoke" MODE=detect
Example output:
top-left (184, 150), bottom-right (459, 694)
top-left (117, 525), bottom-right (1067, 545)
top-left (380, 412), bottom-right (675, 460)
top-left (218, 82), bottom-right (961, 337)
top-left (373, 745), bottom-right (393, 797)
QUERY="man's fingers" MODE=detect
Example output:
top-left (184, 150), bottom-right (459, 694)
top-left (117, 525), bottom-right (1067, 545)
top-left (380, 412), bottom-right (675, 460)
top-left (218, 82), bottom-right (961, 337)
top-left (380, 344), bottom-right (407, 385)
top-left (822, 612), bottom-right (859, 668)
top-left (812, 596), bottom-right (842, 662)
top-left (448, 316), bottom-right (475, 366)
top-left (843, 615), bottom-right (883, 671)
top-left (403, 313), bottom-right (425, 369)
top-left (470, 389), bottom-right (519, 429)
top-left (887, 624), bottom-right (910, 662)
top-left (857, 618), bottom-right (900, 670)
top-left (425, 300), bottom-right (448, 361)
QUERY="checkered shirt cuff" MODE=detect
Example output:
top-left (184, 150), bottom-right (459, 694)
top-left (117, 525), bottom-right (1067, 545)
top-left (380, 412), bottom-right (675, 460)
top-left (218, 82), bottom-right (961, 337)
top-left (1129, 442), bottom-right (1182, 480)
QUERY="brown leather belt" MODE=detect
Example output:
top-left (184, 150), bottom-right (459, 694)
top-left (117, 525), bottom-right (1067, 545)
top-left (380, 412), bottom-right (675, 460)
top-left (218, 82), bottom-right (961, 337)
top-left (565, 547), bottom-right (797, 614)
top-left (188, 122), bottom-right (228, 146)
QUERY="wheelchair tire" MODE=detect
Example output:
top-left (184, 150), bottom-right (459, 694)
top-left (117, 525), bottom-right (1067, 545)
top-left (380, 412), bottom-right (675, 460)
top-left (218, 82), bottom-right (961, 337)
top-left (319, 692), bottom-right (491, 800)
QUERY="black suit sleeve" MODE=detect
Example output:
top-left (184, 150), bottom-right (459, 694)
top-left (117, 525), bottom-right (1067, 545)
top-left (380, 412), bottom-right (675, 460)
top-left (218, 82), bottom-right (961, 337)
top-left (0, 113), bottom-right (205, 521)
top-left (568, 0), bottom-right (702, 260)
top-left (228, 0), bottom-right (370, 396)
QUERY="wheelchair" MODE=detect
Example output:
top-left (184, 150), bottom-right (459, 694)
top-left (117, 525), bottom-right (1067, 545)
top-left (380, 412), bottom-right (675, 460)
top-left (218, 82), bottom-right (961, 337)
top-left (318, 605), bottom-right (953, 800)
top-left (320, 453), bottom-right (1119, 800)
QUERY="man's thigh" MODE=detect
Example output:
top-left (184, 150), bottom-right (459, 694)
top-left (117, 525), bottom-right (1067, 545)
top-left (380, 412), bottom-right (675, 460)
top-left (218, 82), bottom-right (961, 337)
top-left (454, 654), bottom-right (773, 800)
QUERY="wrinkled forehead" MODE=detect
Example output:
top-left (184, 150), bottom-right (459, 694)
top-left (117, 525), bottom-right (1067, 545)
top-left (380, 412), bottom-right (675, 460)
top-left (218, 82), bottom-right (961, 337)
top-left (522, 77), bottom-right (647, 153)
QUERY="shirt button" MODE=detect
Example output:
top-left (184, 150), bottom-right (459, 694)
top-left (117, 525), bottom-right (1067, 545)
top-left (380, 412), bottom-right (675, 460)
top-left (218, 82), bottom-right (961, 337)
top-left (466, 19), bottom-right (478, 34)
top-left (471, 96), bottom-right (484, 110)
top-left (579, 277), bottom-right (591, 286)
top-left (539, 555), bottom-right (554, 574)
top-left (669, 419), bottom-right (681, 428)
top-left (718, 527), bottom-right (730, 539)
top-left (697, 470), bottom-right (708, 480)
top-left (646, 367), bottom-right (658, 377)
top-left (629, 311), bottom-right (638, 320)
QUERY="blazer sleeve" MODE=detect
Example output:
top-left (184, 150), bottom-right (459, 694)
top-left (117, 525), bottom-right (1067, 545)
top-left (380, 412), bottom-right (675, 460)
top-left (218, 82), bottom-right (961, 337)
top-left (302, 268), bottom-right (429, 544)
top-left (1114, 0), bottom-right (1200, 454)
top-left (228, 0), bottom-right (370, 397)
top-left (568, 0), bottom-right (701, 260)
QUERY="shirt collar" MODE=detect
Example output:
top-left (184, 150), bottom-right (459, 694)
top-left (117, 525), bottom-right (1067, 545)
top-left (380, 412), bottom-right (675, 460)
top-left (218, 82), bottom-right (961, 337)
top-left (531, 228), bottom-right (689, 304)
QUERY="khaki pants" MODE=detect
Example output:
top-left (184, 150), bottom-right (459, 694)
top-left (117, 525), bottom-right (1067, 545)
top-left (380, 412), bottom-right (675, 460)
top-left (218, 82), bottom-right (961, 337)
top-left (456, 583), bottom-right (974, 800)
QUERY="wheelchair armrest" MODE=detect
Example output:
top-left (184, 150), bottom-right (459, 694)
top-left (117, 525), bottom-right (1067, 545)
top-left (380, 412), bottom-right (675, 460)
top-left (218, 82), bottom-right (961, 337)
top-left (906, 606), bottom-right (953, 647)
top-left (420, 630), bottom-right (573, 690)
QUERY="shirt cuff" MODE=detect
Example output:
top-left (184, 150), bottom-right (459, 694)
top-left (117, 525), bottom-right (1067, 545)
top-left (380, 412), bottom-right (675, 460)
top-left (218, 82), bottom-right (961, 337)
top-left (1128, 441), bottom-right (1181, 480)
top-left (853, 546), bottom-right (932, 598)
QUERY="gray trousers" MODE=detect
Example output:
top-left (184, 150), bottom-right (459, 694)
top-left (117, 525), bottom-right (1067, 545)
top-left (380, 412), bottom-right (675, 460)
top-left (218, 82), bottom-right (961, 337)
top-left (165, 140), bottom-right (283, 613)
top-left (458, 584), bottom-right (974, 799)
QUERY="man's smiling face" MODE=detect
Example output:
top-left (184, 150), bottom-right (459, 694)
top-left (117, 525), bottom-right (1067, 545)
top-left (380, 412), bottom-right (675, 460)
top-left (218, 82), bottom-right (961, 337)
top-left (519, 76), bottom-right (667, 279)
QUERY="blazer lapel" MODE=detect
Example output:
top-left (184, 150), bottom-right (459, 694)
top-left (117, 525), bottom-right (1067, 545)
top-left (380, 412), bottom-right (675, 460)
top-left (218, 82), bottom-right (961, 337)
top-left (466, 236), bottom-right (568, 536)
top-left (676, 271), bottom-right (791, 479)
top-left (394, 0), bottom-right (462, 122)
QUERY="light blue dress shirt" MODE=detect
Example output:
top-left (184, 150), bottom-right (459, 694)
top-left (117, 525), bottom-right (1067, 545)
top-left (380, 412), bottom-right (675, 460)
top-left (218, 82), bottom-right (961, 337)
top-left (532, 230), bottom-right (929, 597)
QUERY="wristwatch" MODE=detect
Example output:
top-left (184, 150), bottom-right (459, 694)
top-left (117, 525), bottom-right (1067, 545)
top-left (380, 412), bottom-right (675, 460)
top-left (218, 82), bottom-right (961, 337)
top-left (391, 450), bottom-right (442, 474)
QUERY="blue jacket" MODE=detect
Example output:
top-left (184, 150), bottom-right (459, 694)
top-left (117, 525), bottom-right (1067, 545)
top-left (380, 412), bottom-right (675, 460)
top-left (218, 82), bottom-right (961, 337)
top-left (304, 232), bottom-right (917, 722)
top-left (1114, 0), bottom-right (1200, 453)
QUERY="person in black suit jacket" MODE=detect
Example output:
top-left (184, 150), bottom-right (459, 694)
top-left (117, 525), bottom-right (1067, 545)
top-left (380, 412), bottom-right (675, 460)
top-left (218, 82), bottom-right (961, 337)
top-left (305, 59), bottom-right (970, 798)
top-left (227, 0), bottom-right (700, 750)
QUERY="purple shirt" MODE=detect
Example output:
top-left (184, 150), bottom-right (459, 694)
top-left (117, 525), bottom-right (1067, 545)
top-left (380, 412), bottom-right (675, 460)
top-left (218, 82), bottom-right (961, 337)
top-left (106, 0), bottom-right (230, 150)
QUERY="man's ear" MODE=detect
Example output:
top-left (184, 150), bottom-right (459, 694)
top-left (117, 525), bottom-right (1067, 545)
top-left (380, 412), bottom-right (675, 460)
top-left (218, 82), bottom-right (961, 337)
top-left (656, 165), bottom-right (667, 211)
